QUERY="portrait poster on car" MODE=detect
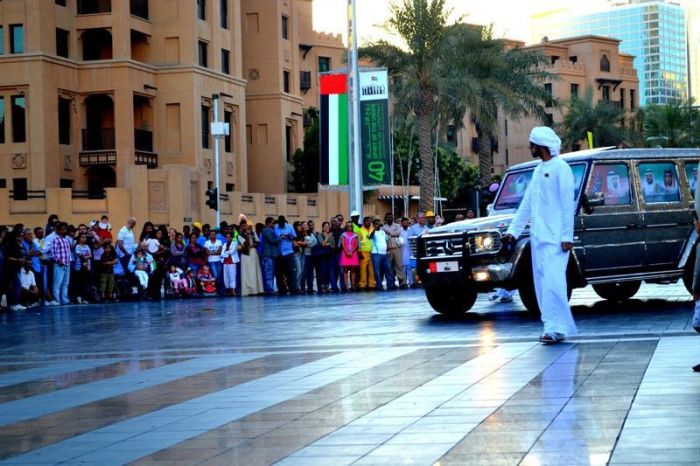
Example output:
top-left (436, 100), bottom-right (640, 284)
top-left (319, 73), bottom-right (349, 186)
top-left (359, 69), bottom-right (391, 186)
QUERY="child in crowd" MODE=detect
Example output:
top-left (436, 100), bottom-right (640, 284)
top-left (132, 250), bottom-right (150, 289)
top-left (197, 264), bottom-right (216, 294)
top-left (73, 233), bottom-right (93, 303)
top-left (221, 232), bottom-right (239, 296)
top-left (184, 268), bottom-right (197, 296)
top-left (168, 264), bottom-right (189, 297)
top-left (99, 243), bottom-right (117, 301)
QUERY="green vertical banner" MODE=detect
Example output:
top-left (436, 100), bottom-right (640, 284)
top-left (359, 69), bottom-right (390, 185)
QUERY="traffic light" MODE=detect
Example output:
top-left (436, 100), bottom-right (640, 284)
top-left (205, 187), bottom-right (218, 211)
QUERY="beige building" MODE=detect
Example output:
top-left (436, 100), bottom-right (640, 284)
top-left (241, 0), bottom-right (345, 194)
top-left (453, 35), bottom-right (639, 175)
top-left (0, 0), bottom-right (348, 227)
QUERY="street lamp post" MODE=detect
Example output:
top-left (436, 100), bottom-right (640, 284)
top-left (210, 94), bottom-right (230, 227)
top-left (348, 0), bottom-right (363, 215)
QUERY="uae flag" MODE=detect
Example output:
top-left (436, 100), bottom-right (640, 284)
top-left (320, 73), bottom-right (349, 185)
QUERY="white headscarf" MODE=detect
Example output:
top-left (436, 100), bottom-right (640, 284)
top-left (529, 126), bottom-right (561, 157)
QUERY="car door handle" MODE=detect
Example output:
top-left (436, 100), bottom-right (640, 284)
top-left (627, 223), bottom-right (639, 229)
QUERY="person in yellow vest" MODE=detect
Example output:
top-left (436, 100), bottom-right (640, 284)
top-left (357, 216), bottom-right (376, 290)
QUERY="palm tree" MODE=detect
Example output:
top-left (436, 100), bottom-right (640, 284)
top-left (558, 86), bottom-right (626, 151)
top-left (361, 1), bottom-right (551, 211)
top-left (644, 99), bottom-right (700, 148)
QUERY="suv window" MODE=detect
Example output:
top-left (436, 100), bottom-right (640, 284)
top-left (494, 169), bottom-right (534, 211)
top-left (639, 162), bottom-right (680, 203)
top-left (494, 163), bottom-right (586, 211)
top-left (684, 162), bottom-right (698, 198)
top-left (588, 163), bottom-right (631, 206)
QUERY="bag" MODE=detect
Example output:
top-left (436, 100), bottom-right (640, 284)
top-left (694, 300), bottom-right (700, 333)
top-left (396, 236), bottom-right (406, 248)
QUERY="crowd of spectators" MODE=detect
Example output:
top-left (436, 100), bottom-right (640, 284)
top-left (0, 209), bottom-right (451, 311)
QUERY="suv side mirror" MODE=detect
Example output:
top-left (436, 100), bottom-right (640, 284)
top-left (581, 192), bottom-right (605, 214)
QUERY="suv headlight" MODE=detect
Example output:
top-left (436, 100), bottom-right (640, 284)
top-left (468, 231), bottom-right (502, 255)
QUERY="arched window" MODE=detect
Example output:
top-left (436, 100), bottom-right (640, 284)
top-left (600, 54), bottom-right (610, 72)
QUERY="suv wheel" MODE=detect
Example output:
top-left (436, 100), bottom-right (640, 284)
top-left (592, 281), bottom-right (641, 302)
top-left (425, 285), bottom-right (477, 316)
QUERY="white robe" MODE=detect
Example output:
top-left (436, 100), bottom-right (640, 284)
top-left (507, 156), bottom-right (578, 336)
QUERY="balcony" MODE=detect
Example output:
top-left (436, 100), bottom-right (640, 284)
top-left (130, 0), bottom-right (149, 20)
top-left (134, 129), bottom-right (157, 168)
top-left (134, 129), bottom-right (153, 152)
top-left (77, 0), bottom-right (111, 15)
top-left (82, 128), bottom-right (115, 151)
top-left (80, 128), bottom-right (116, 167)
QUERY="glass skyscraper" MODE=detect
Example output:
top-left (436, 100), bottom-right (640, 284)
top-left (533, 1), bottom-right (688, 105)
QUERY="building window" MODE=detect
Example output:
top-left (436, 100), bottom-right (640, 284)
top-left (0, 27), bottom-right (4, 54)
top-left (0, 179), bottom-right (5, 188)
top-left (60, 178), bottom-right (73, 188)
top-left (221, 49), bottom-right (230, 74)
top-left (225, 182), bottom-right (234, 192)
top-left (281, 15), bottom-right (289, 40)
top-left (10, 25), bottom-right (24, 54)
top-left (224, 110), bottom-right (232, 152)
top-left (56, 0), bottom-right (67, 5)
top-left (569, 56), bottom-right (577, 64)
top-left (285, 124), bottom-right (293, 161)
top-left (220, 0), bottom-right (228, 28)
top-left (198, 40), bottom-right (208, 67)
top-left (58, 97), bottom-right (71, 145)
top-left (600, 54), bottom-right (610, 72)
top-left (570, 83), bottom-right (579, 101)
top-left (630, 89), bottom-right (636, 111)
top-left (602, 85), bottom-right (610, 102)
top-left (283, 70), bottom-right (290, 93)
top-left (0, 97), bottom-right (4, 144)
top-left (544, 83), bottom-right (552, 108)
top-left (550, 55), bottom-right (559, 65)
top-left (318, 56), bottom-right (330, 72)
top-left (56, 28), bottom-right (69, 58)
top-left (620, 88), bottom-right (625, 110)
top-left (12, 178), bottom-right (28, 201)
top-left (197, 0), bottom-right (206, 20)
top-left (201, 105), bottom-right (210, 149)
top-left (12, 95), bottom-right (26, 143)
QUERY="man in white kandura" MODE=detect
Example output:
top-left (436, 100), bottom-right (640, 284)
top-left (503, 127), bottom-right (577, 344)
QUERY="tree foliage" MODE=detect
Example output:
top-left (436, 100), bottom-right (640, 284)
top-left (361, 0), bottom-right (551, 209)
top-left (392, 129), bottom-right (478, 201)
top-left (644, 99), bottom-right (700, 148)
top-left (558, 86), bottom-right (626, 150)
top-left (291, 108), bottom-right (320, 193)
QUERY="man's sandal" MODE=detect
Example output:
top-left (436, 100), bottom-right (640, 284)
top-left (539, 333), bottom-right (565, 344)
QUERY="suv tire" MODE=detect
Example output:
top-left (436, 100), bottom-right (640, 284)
top-left (425, 285), bottom-right (477, 316)
top-left (592, 281), bottom-right (641, 302)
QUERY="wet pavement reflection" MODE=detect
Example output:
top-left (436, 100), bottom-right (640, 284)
top-left (0, 284), bottom-right (697, 465)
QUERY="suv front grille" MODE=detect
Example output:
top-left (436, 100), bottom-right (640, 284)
top-left (423, 235), bottom-right (464, 258)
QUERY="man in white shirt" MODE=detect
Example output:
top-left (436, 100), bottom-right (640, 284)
top-left (370, 218), bottom-right (394, 290)
top-left (204, 229), bottom-right (224, 294)
top-left (18, 260), bottom-right (39, 309)
top-left (400, 217), bottom-right (413, 287)
top-left (117, 217), bottom-right (137, 269)
top-left (503, 127), bottom-right (577, 344)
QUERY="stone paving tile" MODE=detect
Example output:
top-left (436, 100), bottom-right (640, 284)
top-left (134, 346), bottom-right (485, 466)
top-left (0, 284), bottom-right (698, 465)
top-left (0, 352), bottom-right (325, 461)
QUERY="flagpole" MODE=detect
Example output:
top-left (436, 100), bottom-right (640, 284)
top-left (348, 0), bottom-right (363, 215)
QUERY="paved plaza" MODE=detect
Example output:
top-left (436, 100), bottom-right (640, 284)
top-left (0, 283), bottom-right (698, 465)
